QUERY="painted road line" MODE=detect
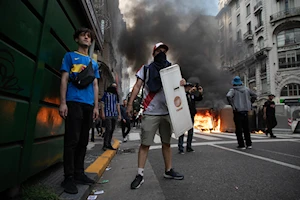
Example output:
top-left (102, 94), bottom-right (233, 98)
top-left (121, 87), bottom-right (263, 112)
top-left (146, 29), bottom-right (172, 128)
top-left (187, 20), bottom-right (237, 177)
top-left (128, 132), bottom-right (140, 141)
top-left (255, 148), bottom-right (300, 159)
top-left (219, 132), bottom-right (267, 139)
top-left (149, 138), bottom-right (300, 150)
top-left (154, 134), bottom-right (196, 143)
top-left (193, 133), bottom-right (221, 141)
top-left (211, 144), bottom-right (300, 171)
top-left (194, 130), bottom-right (235, 139)
top-left (202, 132), bottom-right (236, 139)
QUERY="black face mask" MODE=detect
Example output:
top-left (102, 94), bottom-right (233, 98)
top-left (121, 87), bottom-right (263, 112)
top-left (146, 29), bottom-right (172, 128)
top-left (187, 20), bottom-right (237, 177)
top-left (107, 86), bottom-right (117, 94)
top-left (154, 52), bottom-right (167, 65)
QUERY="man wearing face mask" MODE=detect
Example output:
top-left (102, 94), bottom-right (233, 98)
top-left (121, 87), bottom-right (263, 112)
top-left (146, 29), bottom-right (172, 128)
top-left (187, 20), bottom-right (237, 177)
top-left (127, 42), bottom-right (186, 189)
top-left (101, 83), bottom-right (121, 151)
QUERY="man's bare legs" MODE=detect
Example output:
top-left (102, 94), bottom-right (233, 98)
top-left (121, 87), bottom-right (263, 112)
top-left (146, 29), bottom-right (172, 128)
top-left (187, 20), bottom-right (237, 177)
top-left (138, 144), bottom-right (150, 168)
top-left (162, 143), bottom-right (172, 171)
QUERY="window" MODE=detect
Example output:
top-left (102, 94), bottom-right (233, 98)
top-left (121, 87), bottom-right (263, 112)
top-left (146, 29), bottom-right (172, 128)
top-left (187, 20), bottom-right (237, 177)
top-left (229, 38), bottom-right (233, 49)
top-left (256, 11), bottom-right (263, 28)
top-left (248, 44), bottom-right (254, 54)
top-left (281, 83), bottom-right (300, 96)
top-left (228, 8), bottom-right (232, 18)
top-left (278, 50), bottom-right (300, 69)
top-left (237, 14), bottom-right (241, 25)
top-left (248, 66), bottom-right (256, 79)
top-left (260, 60), bottom-right (267, 75)
top-left (261, 78), bottom-right (268, 93)
top-left (229, 22), bottom-right (232, 33)
top-left (236, 0), bottom-right (240, 9)
top-left (237, 30), bottom-right (241, 41)
top-left (247, 22), bottom-right (252, 32)
top-left (249, 81), bottom-right (256, 91)
top-left (258, 37), bottom-right (264, 50)
top-left (277, 28), bottom-right (300, 47)
top-left (246, 4), bottom-right (251, 16)
top-left (279, 0), bottom-right (295, 11)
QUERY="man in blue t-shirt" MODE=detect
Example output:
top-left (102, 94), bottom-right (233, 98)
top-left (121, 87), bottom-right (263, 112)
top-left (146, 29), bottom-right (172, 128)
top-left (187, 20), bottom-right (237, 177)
top-left (59, 28), bottom-right (100, 194)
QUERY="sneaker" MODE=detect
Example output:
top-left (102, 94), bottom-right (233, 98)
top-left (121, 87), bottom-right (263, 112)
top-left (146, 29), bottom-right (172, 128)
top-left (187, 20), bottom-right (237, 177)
top-left (164, 168), bottom-right (184, 180)
top-left (123, 137), bottom-right (128, 143)
top-left (186, 148), bottom-right (195, 152)
top-left (61, 176), bottom-right (78, 194)
top-left (178, 150), bottom-right (184, 154)
top-left (270, 135), bottom-right (277, 138)
top-left (74, 173), bottom-right (95, 185)
top-left (246, 146), bottom-right (252, 149)
top-left (130, 174), bottom-right (144, 189)
top-left (107, 146), bottom-right (117, 150)
top-left (237, 146), bottom-right (246, 150)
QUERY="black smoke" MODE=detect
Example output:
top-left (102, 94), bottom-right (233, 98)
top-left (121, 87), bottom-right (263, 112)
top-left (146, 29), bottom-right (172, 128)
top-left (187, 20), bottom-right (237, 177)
top-left (118, 0), bottom-right (232, 108)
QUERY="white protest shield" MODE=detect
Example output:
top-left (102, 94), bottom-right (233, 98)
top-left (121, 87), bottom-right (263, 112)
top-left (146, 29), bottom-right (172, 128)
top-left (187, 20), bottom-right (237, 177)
top-left (160, 64), bottom-right (193, 138)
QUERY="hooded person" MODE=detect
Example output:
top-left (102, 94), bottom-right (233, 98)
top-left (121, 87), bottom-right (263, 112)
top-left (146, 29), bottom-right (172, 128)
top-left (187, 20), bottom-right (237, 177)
top-left (226, 76), bottom-right (257, 149)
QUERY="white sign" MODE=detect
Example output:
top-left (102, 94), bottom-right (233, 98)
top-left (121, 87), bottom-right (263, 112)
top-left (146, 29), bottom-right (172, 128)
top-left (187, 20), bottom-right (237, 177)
top-left (160, 64), bottom-right (193, 137)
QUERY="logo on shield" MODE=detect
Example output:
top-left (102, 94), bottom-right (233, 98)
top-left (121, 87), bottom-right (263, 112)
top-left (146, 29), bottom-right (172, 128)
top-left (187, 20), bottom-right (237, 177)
top-left (174, 96), bottom-right (182, 107)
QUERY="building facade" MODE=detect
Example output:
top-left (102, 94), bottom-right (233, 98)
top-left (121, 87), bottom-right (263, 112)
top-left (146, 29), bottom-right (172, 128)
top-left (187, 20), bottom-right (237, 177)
top-left (217, 0), bottom-right (300, 132)
top-left (93, 0), bottom-right (129, 99)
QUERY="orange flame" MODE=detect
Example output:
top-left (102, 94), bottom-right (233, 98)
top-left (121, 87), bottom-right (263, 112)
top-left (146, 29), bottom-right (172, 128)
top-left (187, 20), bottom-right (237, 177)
top-left (255, 130), bottom-right (264, 134)
top-left (194, 111), bottom-right (220, 133)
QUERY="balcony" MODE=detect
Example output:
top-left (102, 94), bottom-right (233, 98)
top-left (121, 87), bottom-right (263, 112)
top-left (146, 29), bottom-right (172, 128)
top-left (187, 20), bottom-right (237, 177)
top-left (254, 1), bottom-right (263, 14)
top-left (243, 30), bottom-right (253, 41)
top-left (270, 7), bottom-right (300, 23)
top-left (255, 21), bottom-right (264, 33)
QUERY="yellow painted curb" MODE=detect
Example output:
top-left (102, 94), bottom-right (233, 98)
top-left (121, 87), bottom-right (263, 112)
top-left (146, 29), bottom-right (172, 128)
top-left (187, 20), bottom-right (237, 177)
top-left (85, 139), bottom-right (120, 177)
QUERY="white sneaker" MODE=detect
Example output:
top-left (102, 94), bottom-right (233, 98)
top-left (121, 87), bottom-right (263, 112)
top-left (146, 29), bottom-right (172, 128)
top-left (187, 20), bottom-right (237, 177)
top-left (123, 137), bottom-right (128, 142)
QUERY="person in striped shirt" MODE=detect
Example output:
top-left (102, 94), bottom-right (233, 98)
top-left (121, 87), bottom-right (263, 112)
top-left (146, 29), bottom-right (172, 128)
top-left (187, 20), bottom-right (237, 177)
top-left (101, 83), bottom-right (121, 150)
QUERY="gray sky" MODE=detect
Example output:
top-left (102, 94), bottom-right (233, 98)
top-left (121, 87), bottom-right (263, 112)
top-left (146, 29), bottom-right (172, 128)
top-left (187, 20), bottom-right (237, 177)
top-left (207, 0), bottom-right (219, 16)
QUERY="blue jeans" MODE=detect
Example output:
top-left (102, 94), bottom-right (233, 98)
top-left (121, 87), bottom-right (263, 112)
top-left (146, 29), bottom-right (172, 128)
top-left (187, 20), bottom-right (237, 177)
top-left (178, 127), bottom-right (194, 151)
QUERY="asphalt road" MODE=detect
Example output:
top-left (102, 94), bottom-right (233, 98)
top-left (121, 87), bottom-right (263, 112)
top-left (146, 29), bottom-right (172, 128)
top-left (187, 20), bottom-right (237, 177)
top-left (93, 129), bottom-right (300, 200)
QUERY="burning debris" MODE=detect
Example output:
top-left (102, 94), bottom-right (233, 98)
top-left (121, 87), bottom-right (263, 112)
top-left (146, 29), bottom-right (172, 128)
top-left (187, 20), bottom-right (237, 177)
top-left (194, 109), bottom-right (220, 133)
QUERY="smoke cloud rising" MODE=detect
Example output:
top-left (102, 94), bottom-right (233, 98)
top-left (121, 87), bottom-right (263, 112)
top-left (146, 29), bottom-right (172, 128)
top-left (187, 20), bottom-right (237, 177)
top-left (118, 0), bottom-right (232, 108)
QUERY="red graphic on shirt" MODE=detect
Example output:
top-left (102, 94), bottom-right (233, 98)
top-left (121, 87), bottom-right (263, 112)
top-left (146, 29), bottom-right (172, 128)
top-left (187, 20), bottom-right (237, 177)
top-left (143, 92), bottom-right (156, 110)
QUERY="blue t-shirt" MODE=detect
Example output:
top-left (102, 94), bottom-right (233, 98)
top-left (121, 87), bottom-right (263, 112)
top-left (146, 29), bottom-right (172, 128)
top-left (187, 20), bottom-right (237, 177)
top-left (60, 51), bottom-right (100, 106)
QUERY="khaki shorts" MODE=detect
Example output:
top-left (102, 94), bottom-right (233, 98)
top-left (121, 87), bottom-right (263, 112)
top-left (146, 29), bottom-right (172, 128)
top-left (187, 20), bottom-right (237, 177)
top-left (140, 114), bottom-right (172, 146)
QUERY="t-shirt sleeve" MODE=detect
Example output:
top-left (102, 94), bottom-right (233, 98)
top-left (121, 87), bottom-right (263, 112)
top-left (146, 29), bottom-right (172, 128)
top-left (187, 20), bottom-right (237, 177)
top-left (263, 101), bottom-right (268, 107)
top-left (136, 65), bottom-right (145, 81)
top-left (93, 61), bottom-right (100, 78)
top-left (60, 53), bottom-right (72, 72)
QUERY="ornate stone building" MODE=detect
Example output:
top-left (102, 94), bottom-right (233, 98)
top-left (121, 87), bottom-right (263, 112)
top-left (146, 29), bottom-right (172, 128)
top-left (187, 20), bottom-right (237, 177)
top-left (217, 0), bottom-right (300, 132)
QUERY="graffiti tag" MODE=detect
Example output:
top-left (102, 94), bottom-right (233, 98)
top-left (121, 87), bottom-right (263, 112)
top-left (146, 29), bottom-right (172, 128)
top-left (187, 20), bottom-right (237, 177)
top-left (0, 49), bottom-right (24, 93)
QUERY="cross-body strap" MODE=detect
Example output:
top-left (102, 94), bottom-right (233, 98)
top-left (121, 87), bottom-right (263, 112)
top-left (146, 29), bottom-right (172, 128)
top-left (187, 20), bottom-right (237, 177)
top-left (140, 65), bottom-right (147, 109)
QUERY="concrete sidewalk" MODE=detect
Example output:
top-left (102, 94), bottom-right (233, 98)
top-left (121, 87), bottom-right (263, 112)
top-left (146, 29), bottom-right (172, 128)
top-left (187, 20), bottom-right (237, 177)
top-left (89, 127), bottom-right (166, 200)
top-left (33, 128), bottom-right (122, 200)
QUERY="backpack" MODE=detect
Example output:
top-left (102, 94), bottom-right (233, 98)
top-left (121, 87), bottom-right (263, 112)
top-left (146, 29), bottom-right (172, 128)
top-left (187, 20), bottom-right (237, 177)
top-left (144, 64), bottom-right (163, 93)
top-left (71, 59), bottom-right (95, 89)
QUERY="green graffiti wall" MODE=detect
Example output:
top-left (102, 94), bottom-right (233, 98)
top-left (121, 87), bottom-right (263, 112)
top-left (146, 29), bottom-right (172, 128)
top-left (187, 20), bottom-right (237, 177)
top-left (0, 0), bottom-right (88, 192)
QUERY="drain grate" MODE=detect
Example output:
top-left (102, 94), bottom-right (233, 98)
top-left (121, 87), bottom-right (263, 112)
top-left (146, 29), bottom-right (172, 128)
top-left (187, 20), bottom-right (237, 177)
top-left (118, 148), bottom-right (136, 154)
